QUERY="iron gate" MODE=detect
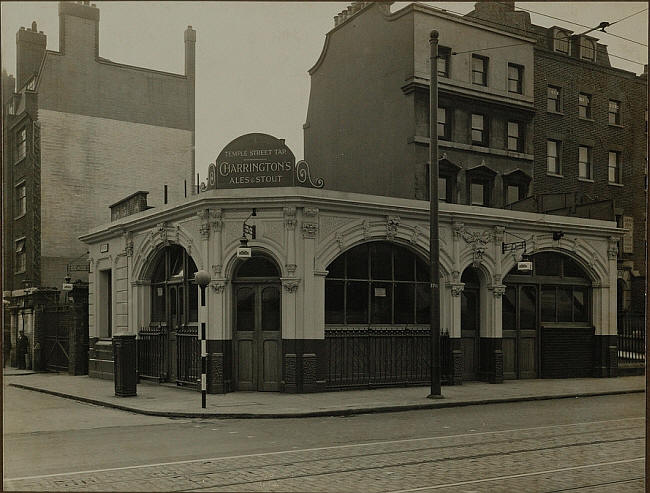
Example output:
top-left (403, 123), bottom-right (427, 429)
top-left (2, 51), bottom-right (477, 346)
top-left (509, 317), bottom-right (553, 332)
top-left (42, 306), bottom-right (71, 371)
top-left (138, 325), bottom-right (199, 386)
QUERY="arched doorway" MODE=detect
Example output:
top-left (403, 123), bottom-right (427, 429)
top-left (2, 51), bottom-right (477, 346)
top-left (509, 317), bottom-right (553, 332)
top-left (323, 241), bottom-right (432, 388)
top-left (503, 252), bottom-right (592, 379)
top-left (232, 255), bottom-right (282, 391)
top-left (460, 267), bottom-right (481, 380)
top-left (149, 245), bottom-right (198, 384)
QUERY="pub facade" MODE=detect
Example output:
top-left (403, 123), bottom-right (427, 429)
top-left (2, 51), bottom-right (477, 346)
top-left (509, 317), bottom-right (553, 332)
top-left (80, 139), bottom-right (621, 392)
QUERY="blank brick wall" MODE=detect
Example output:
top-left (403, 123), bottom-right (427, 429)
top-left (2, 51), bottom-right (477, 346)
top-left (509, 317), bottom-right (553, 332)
top-left (40, 108), bottom-right (191, 287)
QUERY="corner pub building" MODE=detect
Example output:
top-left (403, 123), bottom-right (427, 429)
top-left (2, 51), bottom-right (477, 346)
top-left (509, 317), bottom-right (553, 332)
top-left (81, 133), bottom-right (621, 394)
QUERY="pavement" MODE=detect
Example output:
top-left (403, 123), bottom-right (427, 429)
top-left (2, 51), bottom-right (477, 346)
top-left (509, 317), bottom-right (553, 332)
top-left (4, 370), bottom-right (645, 418)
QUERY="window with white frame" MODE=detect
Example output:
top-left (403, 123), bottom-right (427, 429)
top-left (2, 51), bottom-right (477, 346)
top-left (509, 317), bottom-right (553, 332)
top-left (15, 182), bottom-right (26, 217)
top-left (547, 86), bottom-right (561, 112)
top-left (608, 100), bottom-right (621, 125)
top-left (578, 146), bottom-right (592, 179)
top-left (438, 46), bottom-right (451, 78)
top-left (547, 140), bottom-right (561, 174)
top-left (471, 113), bottom-right (487, 146)
top-left (578, 93), bottom-right (592, 119)
top-left (507, 121), bottom-right (522, 152)
top-left (554, 30), bottom-right (570, 54)
top-left (437, 107), bottom-right (450, 140)
top-left (15, 127), bottom-right (26, 163)
top-left (507, 63), bottom-right (523, 94)
top-left (472, 55), bottom-right (488, 86)
top-left (608, 151), bottom-right (621, 184)
top-left (15, 238), bottom-right (26, 273)
top-left (580, 37), bottom-right (596, 60)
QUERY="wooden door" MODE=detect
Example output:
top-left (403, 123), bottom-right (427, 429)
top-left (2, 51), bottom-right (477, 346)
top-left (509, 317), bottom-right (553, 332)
top-left (461, 287), bottom-right (480, 380)
top-left (502, 285), bottom-right (538, 379)
top-left (517, 285), bottom-right (538, 378)
top-left (234, 284), bottom-right (282, 391)
top-left (167, 285), bottom-right (178, 381)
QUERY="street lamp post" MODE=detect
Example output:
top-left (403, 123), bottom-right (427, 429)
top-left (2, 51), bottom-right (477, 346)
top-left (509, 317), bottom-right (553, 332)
top-left (194, 269), bottom-right (211, 408)
top-left (428, 30), bottom-right (442, 399)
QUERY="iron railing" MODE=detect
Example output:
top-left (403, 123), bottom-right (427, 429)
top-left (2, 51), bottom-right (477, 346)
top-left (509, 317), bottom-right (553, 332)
top-left (325, 327), bottom-right (451, 389)
top-left (618, 313), bottom-right (645, 363)
top-left (137, 326), bottom-right (167, 381)
top-left (176, 325), bottom-right (200, 387)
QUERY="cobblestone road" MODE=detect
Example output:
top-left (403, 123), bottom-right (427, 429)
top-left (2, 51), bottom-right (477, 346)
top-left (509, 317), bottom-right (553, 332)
top-left (5, 417), bottom-right (643, 492)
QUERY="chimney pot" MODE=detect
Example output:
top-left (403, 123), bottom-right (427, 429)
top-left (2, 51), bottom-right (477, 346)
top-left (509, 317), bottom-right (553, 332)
top-left (31, 21), bottom-right (37, 31)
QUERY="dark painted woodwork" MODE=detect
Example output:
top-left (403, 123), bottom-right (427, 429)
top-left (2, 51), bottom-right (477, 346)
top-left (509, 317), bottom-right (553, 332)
top-left (479, 337), bottom-right (504, 384)
top-left (282, 339), bottom-right (327, 393)
top-left (592, 333), bottom-right (617, 378)
top-left (541, 327), bottom-right (595, 378)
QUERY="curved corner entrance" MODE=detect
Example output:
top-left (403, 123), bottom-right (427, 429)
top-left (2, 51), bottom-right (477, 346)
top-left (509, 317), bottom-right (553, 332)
top-left (233, 256), bottom-right (282, 391)
top-left (146, 245), bottom-right (199, 385)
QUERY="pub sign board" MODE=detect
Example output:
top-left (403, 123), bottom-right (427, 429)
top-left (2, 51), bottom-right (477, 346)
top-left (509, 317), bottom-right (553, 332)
top-left (202, 133), bottom-right (324, 190)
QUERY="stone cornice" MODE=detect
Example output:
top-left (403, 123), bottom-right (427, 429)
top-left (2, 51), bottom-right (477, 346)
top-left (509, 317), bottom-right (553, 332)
top-left (79, 187), bottom-right (622, 243)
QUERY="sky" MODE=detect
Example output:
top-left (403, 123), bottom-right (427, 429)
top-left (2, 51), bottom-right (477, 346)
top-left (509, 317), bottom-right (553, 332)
top-left (2, 1), bottom-right (647, 182)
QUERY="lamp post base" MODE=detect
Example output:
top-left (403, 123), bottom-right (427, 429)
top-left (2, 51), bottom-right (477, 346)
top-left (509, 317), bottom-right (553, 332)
top-left (426, 393), bottom-right (444, 399)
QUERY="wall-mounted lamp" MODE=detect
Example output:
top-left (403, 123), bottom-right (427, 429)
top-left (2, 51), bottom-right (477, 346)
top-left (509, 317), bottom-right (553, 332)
top-left (240, 208), bottom-right (257, 248)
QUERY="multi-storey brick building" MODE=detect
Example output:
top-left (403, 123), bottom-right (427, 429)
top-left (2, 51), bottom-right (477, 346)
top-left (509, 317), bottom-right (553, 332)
top-left (304, 2), bottom-right (536, 208)
top-left (2, 1), bottom-right (196, 366)
top-left (467, 2), bottom-right (647, 314)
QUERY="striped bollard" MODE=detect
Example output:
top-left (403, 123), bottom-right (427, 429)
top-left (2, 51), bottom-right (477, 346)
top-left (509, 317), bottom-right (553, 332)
top-left (194, 270), bottom-right (211, 409)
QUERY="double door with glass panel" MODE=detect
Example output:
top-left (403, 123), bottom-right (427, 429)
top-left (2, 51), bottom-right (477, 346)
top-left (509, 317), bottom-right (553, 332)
top-left (234, 284), bottom-right (281, 391)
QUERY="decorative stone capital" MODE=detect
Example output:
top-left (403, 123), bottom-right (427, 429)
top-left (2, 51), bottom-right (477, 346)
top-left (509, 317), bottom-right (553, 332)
top-left (491, 284), bottom-right (507, 298)
top-left (303, 207), bottom-right (319, 218)
top-left (448, 282), bottom-right (465, 297)
top-left (302, 222), bottom-right (318, 239)
top-left (453, 221), bottom-right (464, 238)
top-left (152, 222), bottom-right (169, 246)
top-left (286, 263), bottom-right (297, 275)
top-left (592, 280), bottom-right (601, 288)
top-left (281, 278), bottom-right (300, 293)
top-left (211, 264), bottom-right (222, 276)
top-left (386, 216), bottom-right (400, 240)
top-left (210, 280), bottom-right (227, 293)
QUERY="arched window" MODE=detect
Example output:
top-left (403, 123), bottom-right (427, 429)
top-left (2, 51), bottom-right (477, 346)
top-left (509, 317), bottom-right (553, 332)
top-left (325, 242), bottom-right (430, 325)
top-left (504, 252), bottom-right (590, 324)
top-left (149, 245), bottom-right (198, 323)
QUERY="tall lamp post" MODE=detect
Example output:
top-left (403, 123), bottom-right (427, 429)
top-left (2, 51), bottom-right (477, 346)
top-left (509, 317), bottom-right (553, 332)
top-left (428, 30), bottom-right (442, 398)
top-left (194, 269), bottom-right (211, 408)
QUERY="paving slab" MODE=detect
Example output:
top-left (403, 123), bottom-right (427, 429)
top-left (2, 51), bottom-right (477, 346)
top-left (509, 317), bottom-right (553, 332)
top-left (5, 372), bottom-right (644, 418)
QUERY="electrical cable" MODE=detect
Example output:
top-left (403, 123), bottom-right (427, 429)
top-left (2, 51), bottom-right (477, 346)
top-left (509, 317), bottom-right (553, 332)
top-left (421, 3), bottom-right (647, 67)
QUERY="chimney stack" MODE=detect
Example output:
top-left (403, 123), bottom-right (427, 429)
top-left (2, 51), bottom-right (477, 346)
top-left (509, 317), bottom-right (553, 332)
top-left (58, 1), bottom-right (100, 58)
top-left (16, 21), bottom-right (47, 89)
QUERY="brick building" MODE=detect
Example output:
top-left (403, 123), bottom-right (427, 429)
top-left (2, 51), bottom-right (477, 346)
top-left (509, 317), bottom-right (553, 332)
top-left (2, 1), bottom-right (196, 367)
top-left (304, 2), bottom-right (536, 208)
top-left (466, 2), bottom-right (648, 314)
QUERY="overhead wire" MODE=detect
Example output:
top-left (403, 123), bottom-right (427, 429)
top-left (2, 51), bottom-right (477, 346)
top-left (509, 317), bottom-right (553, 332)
top-left (421, 2), bottom-right (647, 67)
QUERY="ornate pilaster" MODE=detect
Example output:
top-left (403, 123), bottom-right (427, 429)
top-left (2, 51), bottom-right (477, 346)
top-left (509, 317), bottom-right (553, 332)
top-left (607, 236), bottom-right (619, 260)
top-left (210, 209), bottom-right (223, 276)
top-left (284, 207), bottom-right (297, 273)
top-left (362, 219), bottom-right (371, 240)
top-left (123, 231), bottom-right (134, 257)
top-left (197, 209), bottom-right (211, 240)
top-left (409, 225), bottom-right (421, 245)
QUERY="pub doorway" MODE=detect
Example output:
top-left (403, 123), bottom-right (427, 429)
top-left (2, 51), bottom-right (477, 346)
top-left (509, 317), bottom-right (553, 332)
top-left (149, 245), bottom-right (199, 385)
top-left (232, 255), bottom-right (282, 391)
top-left (460, 267), bottom-right (481, 381)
